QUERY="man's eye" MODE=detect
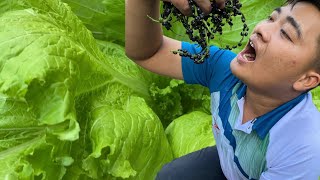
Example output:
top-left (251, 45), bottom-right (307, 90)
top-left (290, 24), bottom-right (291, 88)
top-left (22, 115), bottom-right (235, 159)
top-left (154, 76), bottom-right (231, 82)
top-left (280, 29), bottom-right (293, 42)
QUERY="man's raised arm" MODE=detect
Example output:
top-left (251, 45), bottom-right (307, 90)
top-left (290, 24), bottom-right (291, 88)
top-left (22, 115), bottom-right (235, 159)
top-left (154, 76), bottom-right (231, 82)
top-left (125, 0), bottom-right (223, 79)
top-left (125, 0), bottom-right (183, 79)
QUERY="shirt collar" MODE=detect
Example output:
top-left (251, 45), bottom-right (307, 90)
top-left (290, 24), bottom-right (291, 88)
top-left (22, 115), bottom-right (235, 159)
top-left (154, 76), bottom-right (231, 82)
top-left (236, 83), bottom-right (307, 139)
top-left (252, 92), bottom-right (307, 139)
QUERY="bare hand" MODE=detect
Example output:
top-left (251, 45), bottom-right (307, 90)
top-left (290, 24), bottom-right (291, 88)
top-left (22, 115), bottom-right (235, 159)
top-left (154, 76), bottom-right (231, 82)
top-left (161, 0), bottom-right (226, 15)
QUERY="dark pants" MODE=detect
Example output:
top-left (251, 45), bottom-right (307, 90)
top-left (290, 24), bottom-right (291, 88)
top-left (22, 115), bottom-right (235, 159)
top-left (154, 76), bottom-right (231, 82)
top-left (156, 146), bottom-right (227, 180)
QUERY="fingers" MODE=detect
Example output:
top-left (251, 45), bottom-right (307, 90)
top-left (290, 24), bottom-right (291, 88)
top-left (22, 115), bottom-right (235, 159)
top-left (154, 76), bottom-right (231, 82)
top-left (160, 0), bottom-right (225, 16)
top-left (193, 0), bottom-right (212, 14)
top-left (215, 0), bottom-right (226, 9)
top-left (164, 0), bottom-right (192, 15)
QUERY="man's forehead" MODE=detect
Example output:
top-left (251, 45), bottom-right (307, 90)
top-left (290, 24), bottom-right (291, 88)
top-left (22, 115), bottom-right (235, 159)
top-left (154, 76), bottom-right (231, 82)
top-left (278, 3), bottom-right (320, 38)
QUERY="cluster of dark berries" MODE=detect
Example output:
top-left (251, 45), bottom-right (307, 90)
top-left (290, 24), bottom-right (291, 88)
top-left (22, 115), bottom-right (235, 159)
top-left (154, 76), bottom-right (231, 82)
top-left (151, 0), bottom-right (249, 64)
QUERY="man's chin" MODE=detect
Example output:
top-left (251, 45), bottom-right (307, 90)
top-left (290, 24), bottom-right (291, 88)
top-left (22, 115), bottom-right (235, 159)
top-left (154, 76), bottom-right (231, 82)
top-left (230, 58), bottom-right (241, 77)
top-left (230, 59), bottom-right (248, 84)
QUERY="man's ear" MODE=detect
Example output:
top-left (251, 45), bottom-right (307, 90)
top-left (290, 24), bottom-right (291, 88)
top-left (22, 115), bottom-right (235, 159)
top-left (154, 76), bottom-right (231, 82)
top-left (293, 71), bottom-right (320, 91)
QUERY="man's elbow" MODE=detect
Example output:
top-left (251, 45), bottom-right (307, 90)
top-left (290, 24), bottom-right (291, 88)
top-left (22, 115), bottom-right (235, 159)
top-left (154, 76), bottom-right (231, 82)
top-left (125, 42), bottom-right (161, 61)
top-left (125, 46), bottom-right (144, 61)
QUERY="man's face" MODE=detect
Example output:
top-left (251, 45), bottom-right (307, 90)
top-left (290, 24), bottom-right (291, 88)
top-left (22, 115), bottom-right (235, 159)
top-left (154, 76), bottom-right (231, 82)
top-left (230, 2), bottom-right (320, 95)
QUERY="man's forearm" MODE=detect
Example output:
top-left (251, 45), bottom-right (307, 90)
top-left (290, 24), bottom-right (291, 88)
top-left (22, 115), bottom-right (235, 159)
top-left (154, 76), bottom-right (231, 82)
top-left (125, 0), bottom-right (163, 60)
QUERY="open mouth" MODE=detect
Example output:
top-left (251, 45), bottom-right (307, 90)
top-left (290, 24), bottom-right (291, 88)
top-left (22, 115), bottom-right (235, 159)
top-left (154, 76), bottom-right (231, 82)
top-left (239, 39), bottom-right (256, 62)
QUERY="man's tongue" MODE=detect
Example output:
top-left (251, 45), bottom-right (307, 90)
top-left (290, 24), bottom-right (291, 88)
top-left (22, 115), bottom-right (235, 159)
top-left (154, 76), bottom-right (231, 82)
top-left (243, 53), bottom-right (256, 61)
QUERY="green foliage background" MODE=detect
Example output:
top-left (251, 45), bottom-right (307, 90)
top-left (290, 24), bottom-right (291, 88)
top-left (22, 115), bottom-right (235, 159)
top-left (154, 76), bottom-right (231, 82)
top-left (0, 0), bottom-right (318, 179)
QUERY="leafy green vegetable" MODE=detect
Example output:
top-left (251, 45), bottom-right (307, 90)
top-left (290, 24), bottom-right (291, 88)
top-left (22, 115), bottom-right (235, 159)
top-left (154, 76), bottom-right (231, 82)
top-left (61, 0), bottom-right (125, 46)
top-left (0, 0), bottom-right (319, 179)
top-left (82, 97), bottom-right (172, 179)
top-left (165, 111), bottom-right (215, 158)
top-left (0, 0), bottom-right (173, 179)
top-left (149, 79), bottom-right (211, 127)
top-left (311, 87), bottom-right (320, 111)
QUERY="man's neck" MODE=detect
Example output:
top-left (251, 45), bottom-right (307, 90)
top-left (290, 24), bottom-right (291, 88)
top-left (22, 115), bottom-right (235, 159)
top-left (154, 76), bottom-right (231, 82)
top-left (242, 87), bottom-right (301, 124)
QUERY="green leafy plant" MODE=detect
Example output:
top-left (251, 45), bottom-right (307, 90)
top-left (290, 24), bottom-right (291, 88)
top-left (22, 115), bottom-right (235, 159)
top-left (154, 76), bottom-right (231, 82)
top-left (0, 0), bottom-right (318, 179)
top-left (0, 0), bottom-right (172, 179)
top-left (312, 87), bottom-right (320, 111)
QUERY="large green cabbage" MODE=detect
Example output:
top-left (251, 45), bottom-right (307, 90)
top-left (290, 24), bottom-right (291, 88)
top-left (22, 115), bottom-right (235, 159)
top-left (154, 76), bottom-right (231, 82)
top-left (0, 0), bottom-right (173, 179)
top-left (165, 111), bottom-right (215, 158)
top-left (0, 0), bottom-right (319, 179)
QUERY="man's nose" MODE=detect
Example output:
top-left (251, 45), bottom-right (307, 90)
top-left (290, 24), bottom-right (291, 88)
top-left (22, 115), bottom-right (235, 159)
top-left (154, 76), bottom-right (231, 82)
top-left (252, 21), bottom-right (273, 43)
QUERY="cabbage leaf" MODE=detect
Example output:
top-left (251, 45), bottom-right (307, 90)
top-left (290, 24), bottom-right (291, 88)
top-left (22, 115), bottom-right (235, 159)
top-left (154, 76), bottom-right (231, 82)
top-left (165, 111), bottom-right (215, 158)
top-left (312, 87), bottom-right (320, 111)
top-left (0, 0), bottom-right (172, 179)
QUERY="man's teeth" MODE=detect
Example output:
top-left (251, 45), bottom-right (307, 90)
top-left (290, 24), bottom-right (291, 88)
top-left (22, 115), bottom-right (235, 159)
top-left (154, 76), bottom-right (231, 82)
top-left (244, 54), bottom-right (249, 60)
top-left (250, 41), bottom-right (254, 48)
top-left (243, 53), bottom-right (255, 61)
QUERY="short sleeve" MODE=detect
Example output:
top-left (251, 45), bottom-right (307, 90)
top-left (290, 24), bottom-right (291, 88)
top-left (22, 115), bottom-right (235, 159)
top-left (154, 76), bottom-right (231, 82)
top-left (181, 42), bottom-right (237, 91)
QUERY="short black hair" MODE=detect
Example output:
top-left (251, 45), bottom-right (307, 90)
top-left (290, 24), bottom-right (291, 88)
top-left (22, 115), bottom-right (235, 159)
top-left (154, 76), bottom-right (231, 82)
top-left (286, 0), bottom-right (320, 86)
top-left (286, 0), bottom-right (320, 10)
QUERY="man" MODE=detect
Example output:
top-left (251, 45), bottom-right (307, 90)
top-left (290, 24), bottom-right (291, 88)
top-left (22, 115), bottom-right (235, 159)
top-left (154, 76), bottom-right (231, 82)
top-left (125, 0), bottom-right (320, 179)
